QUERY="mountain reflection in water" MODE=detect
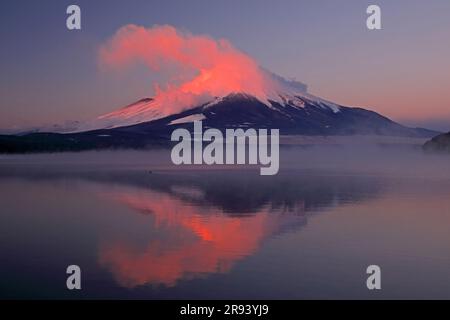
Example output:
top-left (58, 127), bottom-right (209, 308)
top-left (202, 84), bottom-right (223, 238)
top-left (0, 165), bottom-right (383, 289)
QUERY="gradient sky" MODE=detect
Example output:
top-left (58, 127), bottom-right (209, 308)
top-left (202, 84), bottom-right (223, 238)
top-left (1, 0), bottom-right (450, 131)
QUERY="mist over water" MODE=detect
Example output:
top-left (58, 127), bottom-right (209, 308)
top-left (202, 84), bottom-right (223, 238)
top-left (0, 141), bottom-right (448, 178)
top-left (1, 143), bottom-right (450, 299)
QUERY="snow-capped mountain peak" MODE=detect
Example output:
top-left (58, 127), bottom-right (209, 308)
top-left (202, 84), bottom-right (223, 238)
top-left (10, 74), bottom-right (341, 134)
top-left (68, 72), bottom-right (341, 132)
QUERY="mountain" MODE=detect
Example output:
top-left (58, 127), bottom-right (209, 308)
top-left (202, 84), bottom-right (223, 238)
top-left (120, 92), bottom-right (437, 137)
top-left (423, 132), bottom-right (450, 152)
top-left (0, 85), bottom-right (440, 153)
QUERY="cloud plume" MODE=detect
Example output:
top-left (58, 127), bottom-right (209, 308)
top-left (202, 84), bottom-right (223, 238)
top-left (99, 24), bottom-right (278, 118)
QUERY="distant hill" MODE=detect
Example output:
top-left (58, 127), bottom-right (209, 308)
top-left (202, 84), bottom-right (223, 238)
top-left (423, 132), bottom-right (450, 152)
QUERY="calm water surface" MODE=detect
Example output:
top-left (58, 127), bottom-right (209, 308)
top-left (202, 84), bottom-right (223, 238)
top-left (1, 148), bottom-right (450, 299)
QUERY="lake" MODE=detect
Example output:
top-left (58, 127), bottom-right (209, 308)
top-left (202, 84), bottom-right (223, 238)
top-left (1, 146), bottom-right (450, 299)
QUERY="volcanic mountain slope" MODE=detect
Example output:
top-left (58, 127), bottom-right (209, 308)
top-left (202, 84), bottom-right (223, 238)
top-left (0, 92), bottom-right (440, 153)
top-left (122, 92), bottom-right (436, 137)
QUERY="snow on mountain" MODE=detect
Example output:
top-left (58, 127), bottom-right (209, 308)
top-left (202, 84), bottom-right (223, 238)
top-left (0, 89), bottom-right (440, 153)
top-left (168, 114), bottom-right (206, 125)
top-left (66, 73), bottom-right (340, 132)
top-left (73, 98), bottom-right (161, 132)
top-left (4, 72), bottom-right (344, 134)
top-left (5, 73), bottom-right (431, 140)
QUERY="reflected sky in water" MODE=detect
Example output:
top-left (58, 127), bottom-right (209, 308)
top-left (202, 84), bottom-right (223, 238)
top-left (1, 149), bottom-right (450, 299)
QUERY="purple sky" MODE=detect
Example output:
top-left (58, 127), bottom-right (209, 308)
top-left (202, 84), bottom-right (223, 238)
top-left (1, 0), bottom-right (450, 131)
